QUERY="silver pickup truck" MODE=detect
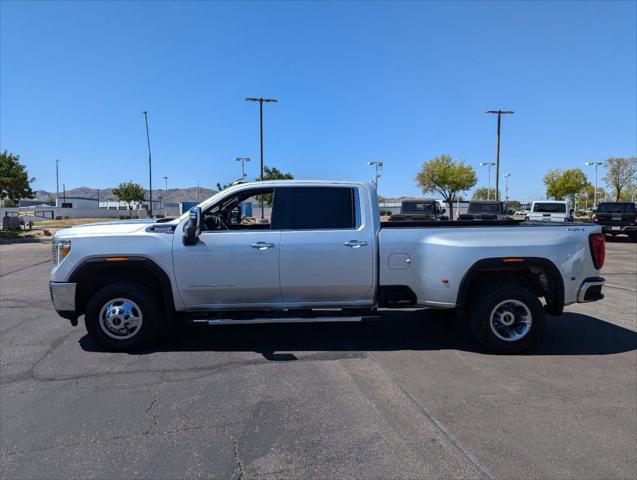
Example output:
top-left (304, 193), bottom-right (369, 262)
top-left (50, 180), bottom-right (606, 354)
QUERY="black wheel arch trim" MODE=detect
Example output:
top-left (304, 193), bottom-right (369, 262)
top-left (68, 256), bottom-right (175, 316)
top-left (456, 257), bottom-right (565, 317)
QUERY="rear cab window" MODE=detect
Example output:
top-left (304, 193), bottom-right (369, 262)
top-left (274, 186), bottom-right (359, 230)
top-left (597, 203), bottom-right (636, 214)
top-left (532, 203), bottom-right (567, 213)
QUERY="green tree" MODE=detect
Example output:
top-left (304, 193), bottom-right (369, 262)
top-left (415, 155), bottom-right (477, 219)
top-left (112, 181), bottom-right (145, 217)
top-left (604, 157), bottom-right (636, 202)
top-left (471, 187), bottom-right (498, 201)
top-left (257, 165), bottom-right (294, 206)
top-left (0, 151), bottom-right (35, 205)
top-left (543, 168), bottom-right (589, 202)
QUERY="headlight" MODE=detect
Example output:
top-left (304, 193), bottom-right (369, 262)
top-left (52, 239), bottom-right (72, 266)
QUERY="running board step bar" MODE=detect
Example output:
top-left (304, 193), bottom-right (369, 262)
top-left (186, 315), bottom-right (382, 326)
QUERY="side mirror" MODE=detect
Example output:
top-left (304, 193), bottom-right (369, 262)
top-left (183, 207), bottom-right (202, 246)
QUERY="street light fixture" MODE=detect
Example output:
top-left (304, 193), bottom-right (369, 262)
top-left (584, 161), bottom-right (603, 208)
top-left (479, 162), bottom-right (496, 200)
top-left (486, 110), bottom-right (514, 200)
top-left (502, 173), bottom-right (511, 205)
top-left (236, 157), bottom-right (251, 179)
top-left (368, 162), bottom-right (383, 191)
top-left (245, 97), bottom-right (277, 218)
top-left (143, 111), bottom-right (153, 217)
top-left (55, 159), bottom-right (60, 206)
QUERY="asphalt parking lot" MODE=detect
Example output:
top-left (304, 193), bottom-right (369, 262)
top-left (1, 240), bottom-right (636, 480)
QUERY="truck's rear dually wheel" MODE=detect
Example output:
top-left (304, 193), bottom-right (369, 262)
top-left (85, 282), bottom-right (162, 351)
top-left (468, 283), bottom-right (544, 354)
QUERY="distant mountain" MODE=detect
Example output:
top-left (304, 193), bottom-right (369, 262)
top-left (35, 186), bottom-right (218, 204)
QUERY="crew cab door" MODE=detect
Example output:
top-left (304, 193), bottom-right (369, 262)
top-left (172, 187), bottom-right (282, 309)
top-left (276, 186), bottom-right (375, 306)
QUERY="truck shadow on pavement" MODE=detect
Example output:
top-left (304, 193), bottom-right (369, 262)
top-left (79, 310), bottom-right (637, 358)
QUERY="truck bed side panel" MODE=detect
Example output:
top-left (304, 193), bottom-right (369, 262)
top-left (379, 225), bottom-right (602, 308)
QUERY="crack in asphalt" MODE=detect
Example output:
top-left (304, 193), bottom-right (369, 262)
top-left (366, 355), bottom-right (494, 480)
top-left (0, 259), bottom-right (52, 278)
top-left (0, 351), bottom-right (363, 387)
top-left (224, 425), bottom-right (246, 480)
top-left (2, 422), bottom-right (236, 458)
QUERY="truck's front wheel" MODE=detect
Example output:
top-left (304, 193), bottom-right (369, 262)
top-left (468, 284), bottom-right (544, 354)
top-left (85, 282), bottom-right (162, 351)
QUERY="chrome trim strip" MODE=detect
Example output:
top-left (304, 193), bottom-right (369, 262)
top-left (49, 282), bottom-right (76, 311)
top-left (192, 316), bottom-right (373, 325)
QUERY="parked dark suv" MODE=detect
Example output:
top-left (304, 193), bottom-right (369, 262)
top-left (459, 201), bottom-right (511, 221)
top-left (593, 202), bottom-right (637, 240)
top-left (389, 199), bottom-right (448, 222)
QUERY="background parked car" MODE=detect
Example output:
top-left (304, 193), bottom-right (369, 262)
top-left (592, 202), bottom-right (637, 240)
top-left (526, 201), bottom-right (573, 222)
top-left (388, 199), bottom-right (448, 222)
top-left (458, 201), bottom-right (511, 220)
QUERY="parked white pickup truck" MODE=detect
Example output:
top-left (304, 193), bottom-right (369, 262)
top-left (50, 180), bottom-right (606, 354)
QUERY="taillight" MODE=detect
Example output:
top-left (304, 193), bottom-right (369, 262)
top-left (589, 233), bottom-right (605, 269)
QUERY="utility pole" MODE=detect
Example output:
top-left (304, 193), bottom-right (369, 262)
top-left (479, 162), bottom-right (496, 199)
top-left (164, 176), bottom-right (168, 192)
top-left (55, 159), bottom-right (60, 206)
top-left (585, 161), bottom-right (603, 208)
top-left (97, 188), bottom-right (100, 209)
top-left (143, 111), bottom-right (153, 217)
top-left (236, 157), bottom-right (251, 179)
top-left (503, 173), bottom-right (511, 205)
top-left (245, 97), bottom-right (277, 218)
top-left (486, 110), bottom-right (514, 200)
top-left (368, 162), bottom-right (383, 191)
top-left (62, 184), bottom-right (66, 205)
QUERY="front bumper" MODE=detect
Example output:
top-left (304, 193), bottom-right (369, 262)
top-left (49, 281), bottom-right (78, 324)
top-left (577, 277), bottom-right (605, 303)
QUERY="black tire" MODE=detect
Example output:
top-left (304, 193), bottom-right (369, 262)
top-left (85, 282), bottom-right (163, 351)
top-left (467, 283), bottom-right (544, 354)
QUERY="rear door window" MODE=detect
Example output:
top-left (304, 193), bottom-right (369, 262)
top-left (597, 203), bottom-right (635, 214)
top-left (276, 187), bottom-right (357, 230)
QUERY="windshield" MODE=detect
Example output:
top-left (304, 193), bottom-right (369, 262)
top-left (597, 203), bottom-right (635, 214)
top-left (402, 202), bottom-right (435, 213)
top-left (533, 203), bottom-right (566, 213)
top-left (468, 203), bottom-right (501, 214)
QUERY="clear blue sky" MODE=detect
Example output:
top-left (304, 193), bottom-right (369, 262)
top-left (1, 1), bottom-right (635, 201)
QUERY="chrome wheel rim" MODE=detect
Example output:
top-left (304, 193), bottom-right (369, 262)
top-left (99, 298), bottom-right (143, 340)
top-left (489, 299), bottom-right (532, 342)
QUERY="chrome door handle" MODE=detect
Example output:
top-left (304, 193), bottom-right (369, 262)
top-left (344, 240), bottom-right (368, 248)
top-left (250, 242), bottom-right (275, 250)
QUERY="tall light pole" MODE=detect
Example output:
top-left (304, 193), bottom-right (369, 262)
top-left (368, 162), bottom-right (383, 190)
top-left (503, 173), bottom-right (511, 205)
top-left (55, 159), bottom-right (60, 206)
top-left (585, 161), bottom-right (603, 208)
top-left (143, 111), bottom-right (153, 217)
top-left (164, 176), bottom-right (168, 192)
top-left (236, 157), bottom-right (251, 179)
top-left (486, 110), bottom-right (514, 200)
top-left (245, 97), bottom-right (277, 218)
top-left (479, 162), bottom-right (496, 199)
